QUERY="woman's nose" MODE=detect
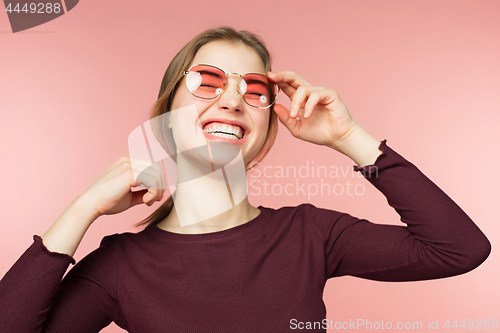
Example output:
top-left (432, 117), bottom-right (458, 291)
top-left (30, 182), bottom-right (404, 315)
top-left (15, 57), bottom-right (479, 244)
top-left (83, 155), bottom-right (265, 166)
top-left (217, 76), bottom-right (244, 111)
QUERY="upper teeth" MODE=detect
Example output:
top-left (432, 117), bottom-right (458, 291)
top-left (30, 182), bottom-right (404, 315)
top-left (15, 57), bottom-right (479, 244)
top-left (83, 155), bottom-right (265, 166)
top-left (203, 122), bottom-right (244, 139)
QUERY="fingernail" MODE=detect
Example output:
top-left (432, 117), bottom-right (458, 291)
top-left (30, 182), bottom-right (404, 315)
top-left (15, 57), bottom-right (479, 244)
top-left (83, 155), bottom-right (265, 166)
top-left (290, 109), bottom-right (295, 117)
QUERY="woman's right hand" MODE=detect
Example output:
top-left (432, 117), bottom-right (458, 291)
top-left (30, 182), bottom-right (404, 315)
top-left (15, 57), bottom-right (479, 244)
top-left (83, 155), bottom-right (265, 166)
top-left (78, 157), bottom-right (166, 219)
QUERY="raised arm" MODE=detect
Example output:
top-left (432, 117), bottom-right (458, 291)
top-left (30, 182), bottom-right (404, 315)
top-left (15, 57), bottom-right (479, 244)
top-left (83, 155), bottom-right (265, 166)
top-left (313, 138), bottom-right (491, 281)
top-left (0, 156), bottom-right (165, 331)
top-left (267, 69), bottom-right (490, 281)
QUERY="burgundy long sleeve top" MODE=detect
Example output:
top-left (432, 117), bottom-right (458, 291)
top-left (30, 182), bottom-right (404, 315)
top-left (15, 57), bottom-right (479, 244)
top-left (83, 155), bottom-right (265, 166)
top-left (0, 140), bottom-right (491, 332)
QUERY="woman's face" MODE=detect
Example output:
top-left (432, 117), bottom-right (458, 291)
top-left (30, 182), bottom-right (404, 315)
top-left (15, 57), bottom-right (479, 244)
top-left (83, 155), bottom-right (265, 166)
top-left (170, 41), bottom-right (270, 166)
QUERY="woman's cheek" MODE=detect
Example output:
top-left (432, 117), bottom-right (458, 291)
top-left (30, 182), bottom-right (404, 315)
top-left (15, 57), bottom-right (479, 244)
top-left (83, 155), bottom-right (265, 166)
top-left (253, 113), bottom-right (271, 148)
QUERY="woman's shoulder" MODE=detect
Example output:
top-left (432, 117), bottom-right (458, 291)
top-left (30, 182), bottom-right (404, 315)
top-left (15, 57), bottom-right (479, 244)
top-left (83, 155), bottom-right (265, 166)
top-left (97, 229), bottom-right (150, 249)
top-left (263, 203), bottom-right (363, 241)
top-left (68, 231), bottom-right (149, 274)
top-left (262, 203), bottom-right (357, 231)
top-left (264, 202), bottom-right (350, 219)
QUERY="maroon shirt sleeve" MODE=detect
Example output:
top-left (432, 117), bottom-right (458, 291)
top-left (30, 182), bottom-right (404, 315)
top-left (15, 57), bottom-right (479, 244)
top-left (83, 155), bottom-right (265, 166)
top-left (307, 139), bottom-right (491, 281)
top-left (0, 234), bottom-right (127, 333)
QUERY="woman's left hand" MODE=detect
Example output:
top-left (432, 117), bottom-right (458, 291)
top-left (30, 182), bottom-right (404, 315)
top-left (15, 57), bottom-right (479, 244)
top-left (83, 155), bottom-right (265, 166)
top-left (268, 71), bottom-right (358, 152)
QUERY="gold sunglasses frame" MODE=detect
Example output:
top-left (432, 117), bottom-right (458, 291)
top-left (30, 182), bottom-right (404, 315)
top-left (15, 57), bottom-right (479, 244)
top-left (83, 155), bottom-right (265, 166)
top-left (182, 63), bottom-right (281, 109)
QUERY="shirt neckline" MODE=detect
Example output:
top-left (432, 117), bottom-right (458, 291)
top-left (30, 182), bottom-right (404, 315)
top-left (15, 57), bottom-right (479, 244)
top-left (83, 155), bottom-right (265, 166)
top-left (143, 205), bottom-right (270, 242)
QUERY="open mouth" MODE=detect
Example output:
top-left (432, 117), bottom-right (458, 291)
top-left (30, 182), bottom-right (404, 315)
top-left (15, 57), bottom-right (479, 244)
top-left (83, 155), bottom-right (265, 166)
top-left (202, 122), bottom-right (246, 140)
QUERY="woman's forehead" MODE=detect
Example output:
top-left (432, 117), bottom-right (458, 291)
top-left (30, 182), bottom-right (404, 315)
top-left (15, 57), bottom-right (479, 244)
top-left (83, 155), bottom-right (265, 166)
top-left (191, 41), bottom-right (266, 75)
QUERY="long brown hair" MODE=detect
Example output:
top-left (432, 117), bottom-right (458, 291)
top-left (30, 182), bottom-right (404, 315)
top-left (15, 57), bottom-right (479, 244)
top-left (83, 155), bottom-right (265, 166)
top-left (134, 26), bottom-right (279, 229)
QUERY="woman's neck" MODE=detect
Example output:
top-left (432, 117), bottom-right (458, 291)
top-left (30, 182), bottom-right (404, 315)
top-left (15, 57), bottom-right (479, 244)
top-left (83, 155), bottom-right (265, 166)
top-left (156, 197), bottom-right (260, 234)
top-left (156, 145), bottom-right (259, 234)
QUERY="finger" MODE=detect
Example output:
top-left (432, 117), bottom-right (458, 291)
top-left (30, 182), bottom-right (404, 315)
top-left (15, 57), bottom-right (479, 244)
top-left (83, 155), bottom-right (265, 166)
top-left (149, 162), bottom-right (166, 200)
top-left (290, 86), bottom-right (307, 118)
top-left (304, 89), bottom-right (337, 118)
top-left (134, 172), bottom-right (161, 205)
top-left (274, 81), bottom-right (298, 100)
top-left (273, 104), bottom-right (301, 137)
top-left (303, 93), bottom-right (318, 119)
top-left (268, 71), bottom-right (310, 88)
top-left (156, 161), bottom-right (167, 201)
top-left (131, 165), bottom-right (164, 204)
top-left (145, 161), bottom-right (166, 195)
top-left (137, 164), bottom-right (164, 190)
top-left (110, 157), bottom-right (153, 183)
top-left (130, 189), bottom-right (149, 207)
top-left (303, 91), bottom-right (321, 118)
top-left (130, 189), bottom-right (158, 207)
top-left (290, 86), bottom-right (324, 118)
top-left (129, 158), bottom-right (162, 187)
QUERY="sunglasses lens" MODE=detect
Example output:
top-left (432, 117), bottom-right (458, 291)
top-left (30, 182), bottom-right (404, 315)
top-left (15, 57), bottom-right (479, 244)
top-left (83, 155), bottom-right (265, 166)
top-left (186, 65), bottom-right (226, 98)
top-left (242, 74), bottom-right (277, 108)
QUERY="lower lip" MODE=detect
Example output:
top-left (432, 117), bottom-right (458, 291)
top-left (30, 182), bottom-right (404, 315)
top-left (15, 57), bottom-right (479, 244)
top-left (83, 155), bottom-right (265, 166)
top-left (203, 131), bottom-right (248, 145)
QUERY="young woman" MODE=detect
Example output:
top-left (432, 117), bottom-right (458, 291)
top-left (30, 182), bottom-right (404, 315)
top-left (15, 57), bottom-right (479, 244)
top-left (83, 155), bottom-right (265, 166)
top-left (0, 27), bottom-right (491, 332)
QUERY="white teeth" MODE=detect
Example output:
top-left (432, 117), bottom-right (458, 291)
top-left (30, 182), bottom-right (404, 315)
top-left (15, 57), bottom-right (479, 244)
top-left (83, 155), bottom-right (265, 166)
top-left (202, 122), bottom-right (244, 139)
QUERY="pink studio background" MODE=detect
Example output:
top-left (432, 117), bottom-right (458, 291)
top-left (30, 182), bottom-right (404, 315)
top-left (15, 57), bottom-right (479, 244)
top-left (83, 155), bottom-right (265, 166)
top-left (1, 1), bottom-right (499, 332)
